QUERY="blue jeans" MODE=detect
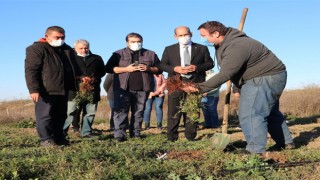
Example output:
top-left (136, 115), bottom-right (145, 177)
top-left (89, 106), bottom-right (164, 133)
top-left (201, 96), bottom-right (219, 128)
top-left (64, 100), bottom-right (98, 137)
top-left (238, 71), bottom-right (293, 153)
top-left (143, 96), bottom-right (164, 124)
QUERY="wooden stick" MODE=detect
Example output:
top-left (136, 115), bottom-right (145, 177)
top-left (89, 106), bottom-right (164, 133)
top-left (222, 8), bottom-right (248, 134)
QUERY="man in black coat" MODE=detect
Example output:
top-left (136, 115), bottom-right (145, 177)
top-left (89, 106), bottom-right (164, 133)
top-left (158, 26), bottom-right (214, 141)
top-left (63, 39), bottom-right (105, 138)
top-left (25, 26), bottom-right (78, 147)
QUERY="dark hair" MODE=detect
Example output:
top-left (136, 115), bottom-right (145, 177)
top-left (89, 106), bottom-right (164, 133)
top-left (126, 32), bottom-right (143, 42)
top-left (197, 21), bottom-right (228, 36)
top-left (45, 26), bottom-right (65, 35)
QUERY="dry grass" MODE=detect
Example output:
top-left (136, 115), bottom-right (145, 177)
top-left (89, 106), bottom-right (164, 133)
top-left (1, 86), bottom-right (320, 125)
top-left (280, 87), bottom-right (320, 117)
top-left (0, 100), bottom-right (34, 123)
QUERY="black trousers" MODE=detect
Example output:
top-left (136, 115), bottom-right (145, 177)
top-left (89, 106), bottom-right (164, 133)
top-left (167, 90), bottom-right (197, 141)
top-left (35, 95), bottom-right (67, 141)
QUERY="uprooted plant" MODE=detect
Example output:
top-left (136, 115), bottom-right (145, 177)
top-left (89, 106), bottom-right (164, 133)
top-left (74, 77), bottom-right (94, 107)
top-left (167, 75), bottom-right (203, 124)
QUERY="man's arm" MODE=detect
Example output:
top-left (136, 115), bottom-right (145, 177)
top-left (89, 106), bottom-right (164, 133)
top-left (157, 47), bottom-right (175, 74)
top-left (25, 45), bottom-right (43, 95)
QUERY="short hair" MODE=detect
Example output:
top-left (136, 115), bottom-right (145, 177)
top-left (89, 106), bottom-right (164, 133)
top-left (126, 32), bottom-right (143, 42)
top-left (45, 26), bottom-right (65, 35)
top-left (197, 21), bottom-right (228, 36)
top-left (174, 26), bottom-right (191, 35)
top-left (74, 39), bottom-right (90, 48)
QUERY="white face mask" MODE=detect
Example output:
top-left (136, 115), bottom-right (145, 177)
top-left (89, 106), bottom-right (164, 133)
top-left (49, 39), bottom-right (65, 47)
top-left (178, 36), bottom-right (191, 45)
top-left (77, 53), bottom-right (89, 57)
top-left (129, 42), bottom-right (142, 51)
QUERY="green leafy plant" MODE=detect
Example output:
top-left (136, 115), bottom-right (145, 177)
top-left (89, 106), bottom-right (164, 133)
top-left (15, 119), bottom-right (36, 128)
top-left (167, 75), bottom-right (203, 124)
top-left (179, 93), bottom-right (202, 124)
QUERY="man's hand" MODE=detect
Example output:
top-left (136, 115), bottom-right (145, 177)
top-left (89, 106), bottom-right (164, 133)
top-left (148, 92), bottom-right (155, 99)
top-left (126, 64), bottom-right (140, 72)
top-left (137, 64), bottom-right (148, 72)
top-left (202, 92), bottom-right (208, 97)
top-left (82, 76), bottom-right (92, 83)
top-left (233, 92), bottom-right (240, 101)
top-left (185, 65), bottom-right (197, 73)
top-left (114, 63), bottom-right (149, 73)
top-left (174, 66), bottom-right (190, 75)
top-left (30, 93), bottom-right (40, 102)
top-left (180, 84), bottom-right (199, 93)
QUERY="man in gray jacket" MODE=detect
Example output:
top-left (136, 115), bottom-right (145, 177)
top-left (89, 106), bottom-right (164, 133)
top-left (183, 21), bottom-right (294, 154)
top-left (105, 32), bottom-right (160, 142)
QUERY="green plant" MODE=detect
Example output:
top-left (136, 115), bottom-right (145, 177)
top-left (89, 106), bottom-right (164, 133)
top-left (179, 93), bottom-right (203, 124)
top-left (167, 75), bottom-right (203, 124)
top-left (74, 78), bottom-right (94, 107)
top-left (15, 119), bottom-right (36, 128)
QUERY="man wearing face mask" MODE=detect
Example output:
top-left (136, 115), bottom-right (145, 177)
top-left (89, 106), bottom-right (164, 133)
top-left (25, 26), bottom-right (79, 147)
top-left (158, 26), bottom-right (214, 142)
top-left (181, 21), bottom-right (294, 154)
top-left (105, 32), bottom-right (161, 142)
top-left (63, 39), bottom-right (105, 138)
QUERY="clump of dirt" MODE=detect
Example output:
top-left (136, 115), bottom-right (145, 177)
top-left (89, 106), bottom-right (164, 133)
top-left (167, 150), bottom-right (205, 161)
top-left (261, 152), bottom-right (288, 163)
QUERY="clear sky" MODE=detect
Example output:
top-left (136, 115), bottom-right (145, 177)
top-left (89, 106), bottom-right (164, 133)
top-left (1, 0), bottom-right (319, 101)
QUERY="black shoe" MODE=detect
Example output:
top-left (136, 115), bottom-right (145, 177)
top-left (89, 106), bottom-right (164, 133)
top-left (82, 134), bottom-right (94, 138)
top-left (73, 127), bottom-right (80, 133)
top-left (157, 123), bottom-right (162, 130)
top-left (267, 143), bottom-right (295, 151)
top-left (55, 138), bottom-right (71, 146)
top-left (168, 138), bottom-right (177, 142)
top-left (40, 139), bottom-right (57, 147)
top-left (115, 137), bottom-right (126, 142)
top-left (145, 123), bottom-right (150, 130)
top-left (133, 135), bottom-right (141, 139)
top-left (234, 149), bottom-right (252, 155)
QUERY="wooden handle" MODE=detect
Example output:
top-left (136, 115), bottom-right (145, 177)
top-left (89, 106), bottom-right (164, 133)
top-left (238, 8), bottom-right (249, 32)
top-left (222, 8), bottom-right (248, 134)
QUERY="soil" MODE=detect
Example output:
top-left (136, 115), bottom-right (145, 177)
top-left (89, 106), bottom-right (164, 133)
top-left (20, 119), bottom-right (320, 162)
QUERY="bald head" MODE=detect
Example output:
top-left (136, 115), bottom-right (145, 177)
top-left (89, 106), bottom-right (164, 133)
top-left (174, 26), bottom-right (191, 35)
top-left (174, 26), bottom-right (193, 41)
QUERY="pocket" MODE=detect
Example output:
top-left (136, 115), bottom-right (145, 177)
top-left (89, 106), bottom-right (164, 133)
top-left (119, 57), bottom-right (131, 67)
top-left (247, 76), bottom-right (263, 86)
top-left (141, 57), bottom-right (153, 66)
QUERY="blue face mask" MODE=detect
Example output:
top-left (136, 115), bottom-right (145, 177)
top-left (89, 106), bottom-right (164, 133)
top-left (200, 37), bottom-right (214, 47)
